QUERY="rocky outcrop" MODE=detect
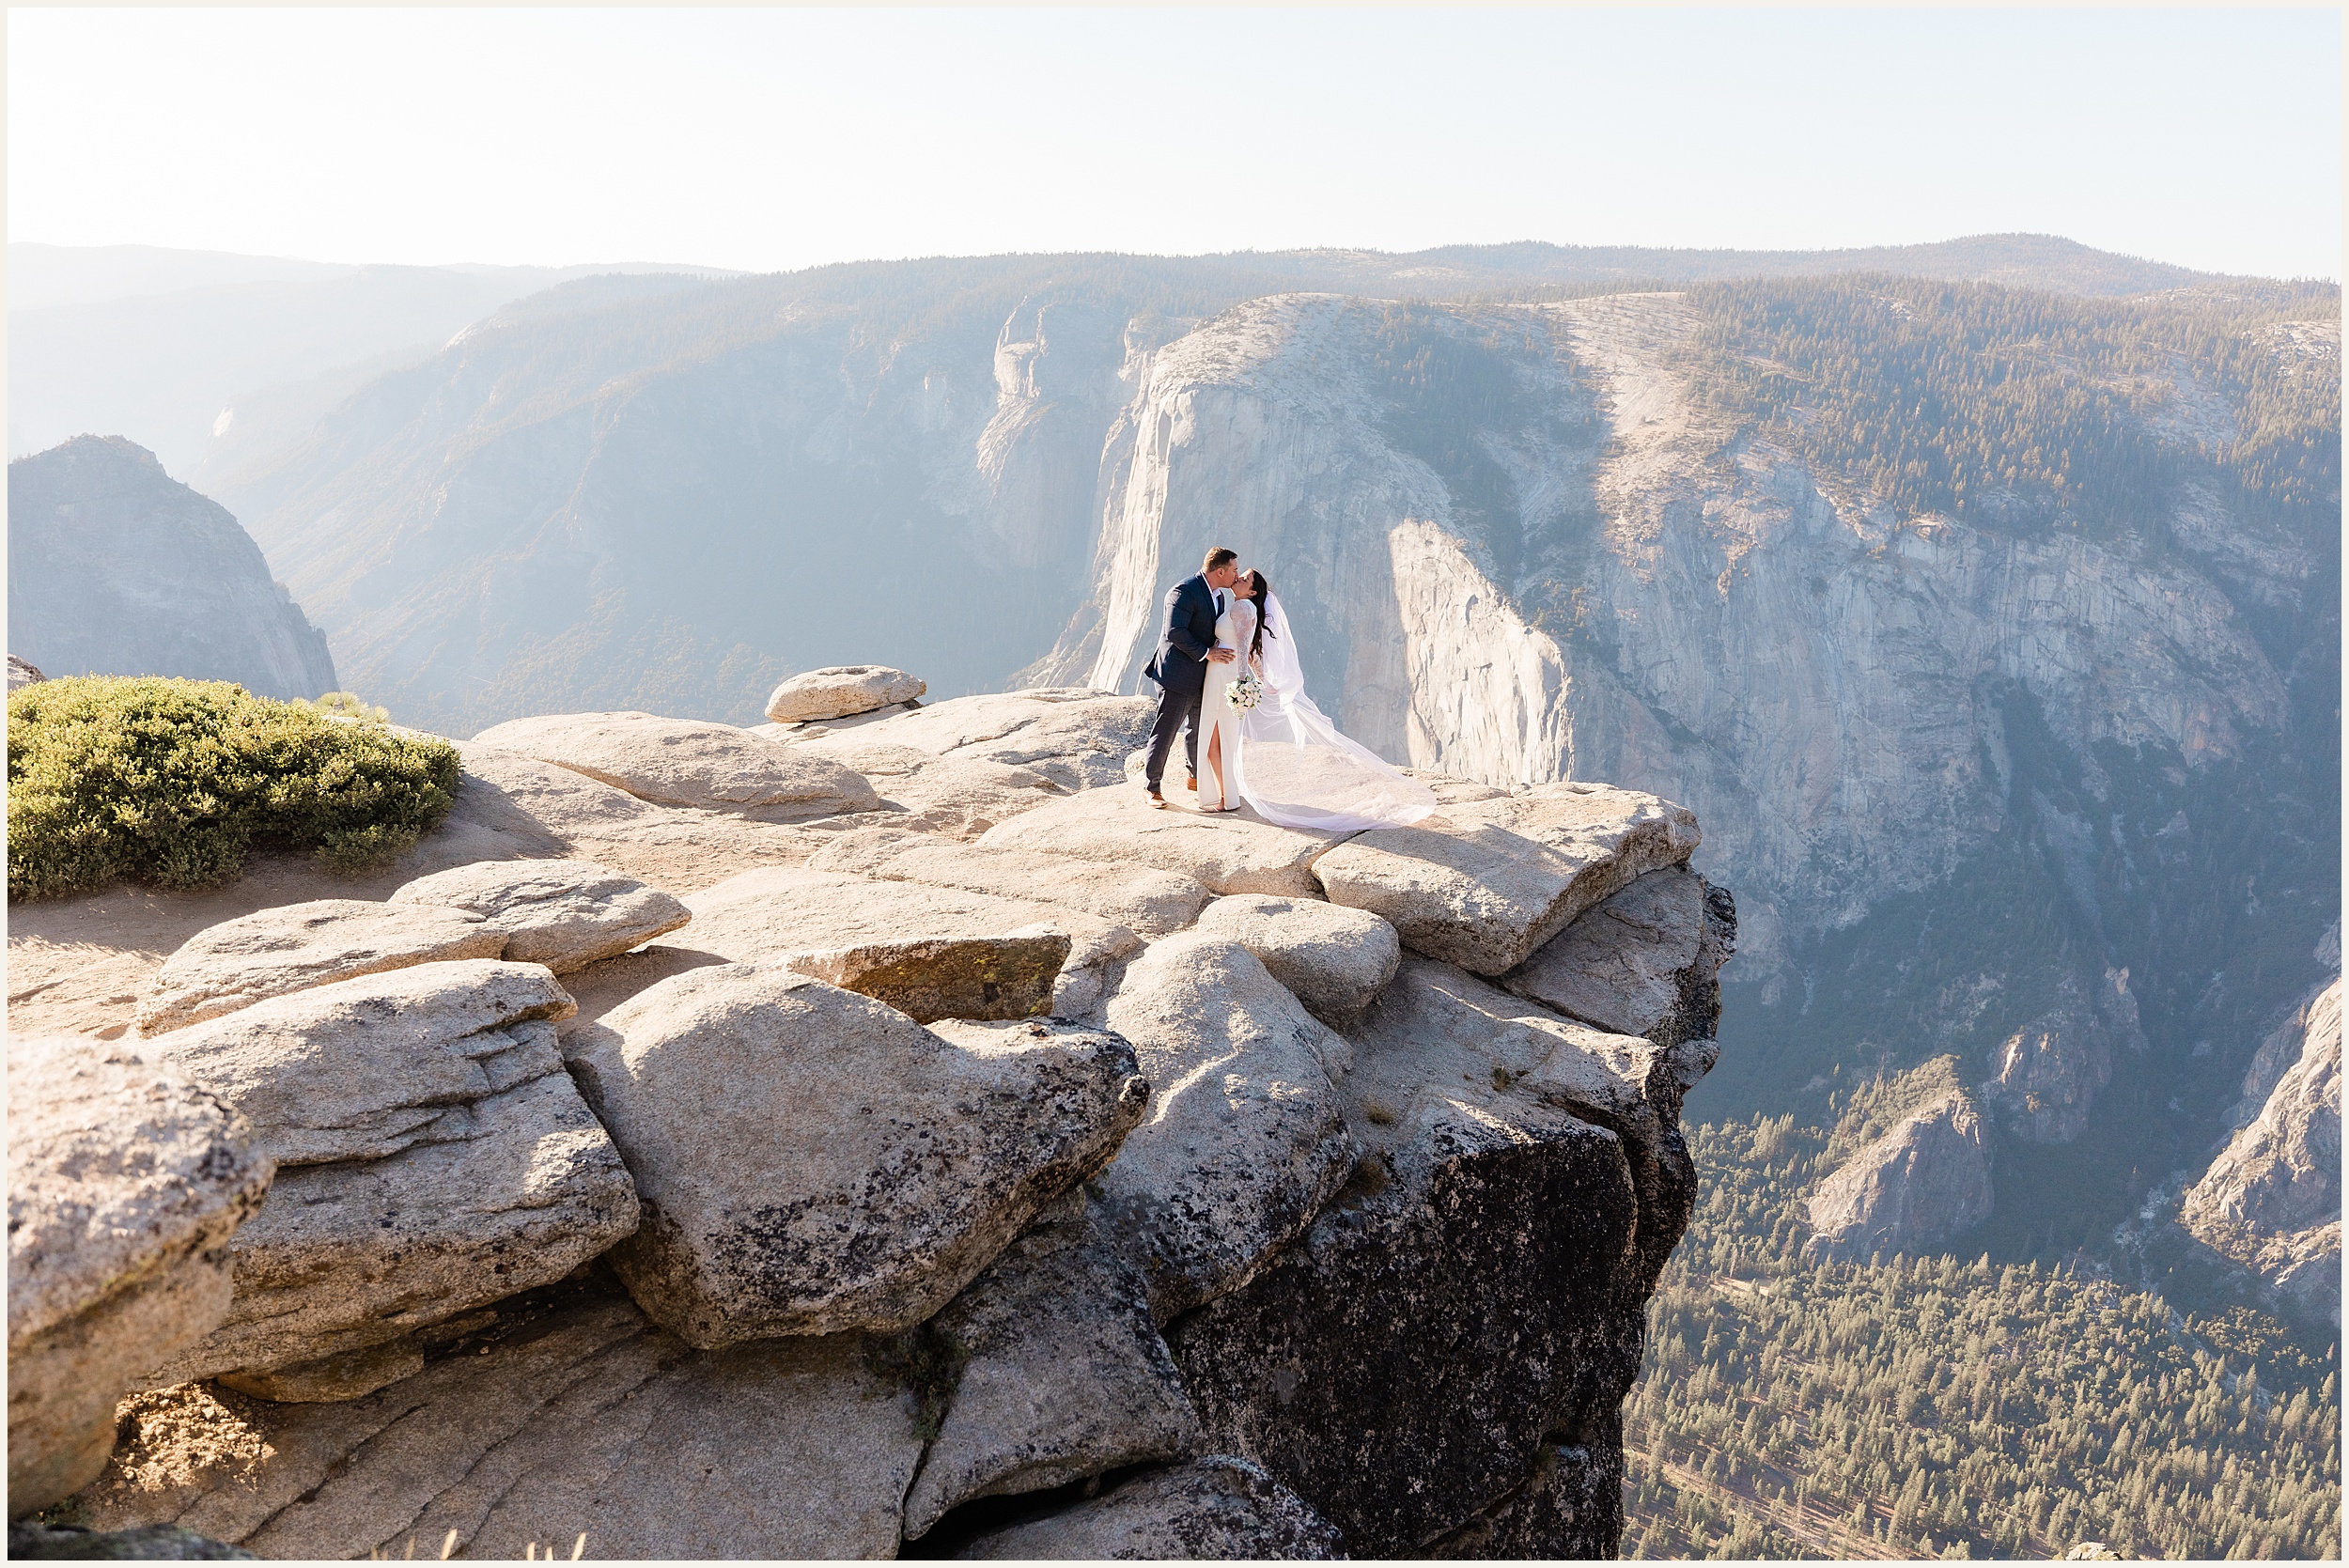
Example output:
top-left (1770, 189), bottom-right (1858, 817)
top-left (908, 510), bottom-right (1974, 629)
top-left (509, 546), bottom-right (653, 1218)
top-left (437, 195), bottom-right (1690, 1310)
top-left (387, 859), bottom-right (691, 972)
top-left (765, 664), bottom-right (926, 722)
top-left (2181, 978), bottom-right (2341, 1326)
top-left (7, 437), bottom-right (336, 700)
top-left (1978, 967), bottom-right (2141, 1144)
top-left (134, 899), bottom-right (506, 1036)
top-left (41, 694), bottom-right (1731, 1560)
top-left (1191, 893), bottom-right (1402, 1030)
top-left (567, 967), bottom-right (1146, 1344)
top-left (143, 961), bottom-right (639, 1383)
top-left (1313, 784), bottom-right (1703, 975)
top-left (1803, 1093), bottom-right (1995, 1264)
top-left (7, 1038), bottom-right (272, 1514)
top-left (8, 654), bottom-right (46, 691)
top-left (472, 711), bottom-right (880, 818)
top-left (1163, 935), bottom-right (1715, 1556)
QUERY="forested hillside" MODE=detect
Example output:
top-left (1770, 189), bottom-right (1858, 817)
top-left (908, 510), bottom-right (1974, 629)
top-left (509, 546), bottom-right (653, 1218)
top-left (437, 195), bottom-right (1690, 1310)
top-left (1622, 1112), bottom-right (2342, 1560)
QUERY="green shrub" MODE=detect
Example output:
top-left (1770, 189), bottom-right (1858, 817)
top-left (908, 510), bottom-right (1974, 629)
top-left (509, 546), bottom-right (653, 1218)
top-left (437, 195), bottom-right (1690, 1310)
top-left (8, 676), bottom-right (461, 901)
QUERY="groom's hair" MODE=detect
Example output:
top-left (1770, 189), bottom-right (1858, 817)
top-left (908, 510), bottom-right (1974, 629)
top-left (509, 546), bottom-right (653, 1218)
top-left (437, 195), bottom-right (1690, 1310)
top-left (1203, 547), bottom-right (1238, 573)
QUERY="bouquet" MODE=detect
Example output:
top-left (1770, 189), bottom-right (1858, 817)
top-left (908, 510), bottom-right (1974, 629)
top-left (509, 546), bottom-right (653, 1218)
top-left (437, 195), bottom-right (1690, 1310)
top-left (1225, 673), bottom-right (1264, 712)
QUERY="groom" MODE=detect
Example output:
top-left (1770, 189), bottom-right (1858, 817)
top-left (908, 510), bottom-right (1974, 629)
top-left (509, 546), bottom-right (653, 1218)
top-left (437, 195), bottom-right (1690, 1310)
top-left (1140, 546), bottom-right (1242, 808)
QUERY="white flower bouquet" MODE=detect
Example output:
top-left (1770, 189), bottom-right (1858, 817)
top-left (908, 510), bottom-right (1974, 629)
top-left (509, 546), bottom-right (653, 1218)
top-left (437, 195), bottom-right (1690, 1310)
top-left (1225, 673), bottom-right (1264, 712)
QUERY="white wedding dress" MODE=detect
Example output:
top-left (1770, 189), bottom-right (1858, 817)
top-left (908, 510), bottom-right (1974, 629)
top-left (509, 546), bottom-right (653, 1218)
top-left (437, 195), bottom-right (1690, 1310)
top-left (1229, 593), bottom-right (1438, 831)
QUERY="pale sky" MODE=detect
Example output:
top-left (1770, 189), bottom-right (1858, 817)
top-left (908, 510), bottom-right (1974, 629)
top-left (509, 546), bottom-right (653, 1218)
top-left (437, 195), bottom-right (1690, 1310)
top-left (8, 7), bottom-right (2341, 281)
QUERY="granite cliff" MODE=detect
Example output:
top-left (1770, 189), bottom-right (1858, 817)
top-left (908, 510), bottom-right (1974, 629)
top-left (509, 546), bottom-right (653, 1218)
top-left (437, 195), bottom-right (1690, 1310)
top-left (7, 437), bottom-right (337, 701)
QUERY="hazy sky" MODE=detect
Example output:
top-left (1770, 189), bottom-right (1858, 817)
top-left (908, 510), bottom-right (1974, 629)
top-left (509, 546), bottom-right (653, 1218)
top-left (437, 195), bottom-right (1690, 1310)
top-left (8, 7), bottom-right (2341, 280)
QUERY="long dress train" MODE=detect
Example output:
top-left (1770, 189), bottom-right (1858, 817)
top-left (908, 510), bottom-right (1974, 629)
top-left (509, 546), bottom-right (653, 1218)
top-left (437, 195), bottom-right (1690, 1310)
top-left (1229, 592), bottom-right (1437, 832)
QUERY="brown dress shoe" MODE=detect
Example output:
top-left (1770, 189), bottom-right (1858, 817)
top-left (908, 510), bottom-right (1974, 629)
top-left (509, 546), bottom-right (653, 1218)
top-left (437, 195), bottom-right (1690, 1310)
top-left (1186, 777), bottom-right (1198, 791)
top-left (1145, 788), bottom-right (1169, 809)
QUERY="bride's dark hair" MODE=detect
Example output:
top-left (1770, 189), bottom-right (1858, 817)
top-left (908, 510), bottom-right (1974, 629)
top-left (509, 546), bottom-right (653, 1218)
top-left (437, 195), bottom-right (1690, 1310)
top-left (1245, 570), bottom-right (1273, 662)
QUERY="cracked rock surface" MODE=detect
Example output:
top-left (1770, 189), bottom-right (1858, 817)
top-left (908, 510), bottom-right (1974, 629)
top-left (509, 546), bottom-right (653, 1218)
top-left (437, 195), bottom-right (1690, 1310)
top-left (144, 961), bottom-right (638, 1382)
top-left (135, 899), bottom-right (506, 1037)
top-left (78, 1281), bottom-right (926, 1560)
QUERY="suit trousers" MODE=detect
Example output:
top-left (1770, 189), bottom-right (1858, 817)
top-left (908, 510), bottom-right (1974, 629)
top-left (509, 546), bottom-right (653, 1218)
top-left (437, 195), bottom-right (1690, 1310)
top-left (1144, 670), bottom-right (1205, 791)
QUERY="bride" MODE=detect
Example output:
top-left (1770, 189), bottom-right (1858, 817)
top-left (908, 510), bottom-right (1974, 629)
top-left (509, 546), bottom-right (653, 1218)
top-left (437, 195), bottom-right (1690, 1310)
top-left (1213, 569), bottom-right (1437, 831)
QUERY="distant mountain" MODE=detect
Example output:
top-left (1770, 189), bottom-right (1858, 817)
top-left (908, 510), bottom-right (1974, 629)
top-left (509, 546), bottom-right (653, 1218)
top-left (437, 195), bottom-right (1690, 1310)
top-left (6, 244), bottom-right (739, 476)
top-left (1211, 232), bottom-right (2238, 298)
top-left (6, 235), bottom-right (2248, 489)
top-left (8, 435), bottom-right (337, 700)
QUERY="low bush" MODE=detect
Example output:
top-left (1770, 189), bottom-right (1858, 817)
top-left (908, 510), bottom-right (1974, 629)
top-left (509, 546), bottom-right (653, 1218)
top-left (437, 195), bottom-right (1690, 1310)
top-left (8, 676), bottom-right (461, 901)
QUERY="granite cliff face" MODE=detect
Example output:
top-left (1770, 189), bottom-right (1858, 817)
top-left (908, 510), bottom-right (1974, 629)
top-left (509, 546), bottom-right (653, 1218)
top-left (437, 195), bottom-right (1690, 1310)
top-left (2181, 976), bottom-right (2342, 1327)
top-left (8, 437), bottom-right (336, 700)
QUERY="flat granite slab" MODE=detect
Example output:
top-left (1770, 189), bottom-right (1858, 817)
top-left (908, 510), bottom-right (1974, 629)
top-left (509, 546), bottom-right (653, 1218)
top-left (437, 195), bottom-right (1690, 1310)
top-left (1311, 782), bottom-right (1699, 975)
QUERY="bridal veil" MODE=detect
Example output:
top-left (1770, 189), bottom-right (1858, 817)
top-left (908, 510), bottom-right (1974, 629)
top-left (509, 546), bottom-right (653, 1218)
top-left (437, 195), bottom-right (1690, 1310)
top-left (1231, 593), bottom-right (1439, 831)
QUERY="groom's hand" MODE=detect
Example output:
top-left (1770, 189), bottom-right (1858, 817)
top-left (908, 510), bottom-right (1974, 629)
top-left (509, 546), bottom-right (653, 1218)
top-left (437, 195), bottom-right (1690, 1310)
top-left (1208, 648), bottom-right (1237, 663)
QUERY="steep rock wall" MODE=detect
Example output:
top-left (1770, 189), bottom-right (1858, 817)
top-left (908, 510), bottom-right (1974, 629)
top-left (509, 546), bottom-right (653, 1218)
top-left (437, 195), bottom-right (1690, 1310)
top-left (7, 437), bottom-right (337, 700)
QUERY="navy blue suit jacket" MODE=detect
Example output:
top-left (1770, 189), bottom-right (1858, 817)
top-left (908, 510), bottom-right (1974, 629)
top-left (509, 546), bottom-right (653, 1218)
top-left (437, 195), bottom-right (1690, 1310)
top-left (1143, 575), bottom-right (1220, 691)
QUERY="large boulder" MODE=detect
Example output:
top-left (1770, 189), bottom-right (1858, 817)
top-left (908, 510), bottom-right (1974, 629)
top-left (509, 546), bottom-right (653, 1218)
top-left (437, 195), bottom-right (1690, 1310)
top-left (765, 664), bottom-right (926, 722)
top-left (566, 969), bottom-right (1149, 1345)
top-left (788, 739), bottom-right (1063, 840)
top-left (1501, 866), bottom-right (1735, 1048)
top-left (145, 961), bottom-right (640, 1383)
top-left (978, 784), bottom-right (1356, 898)
top-left (1803, 1092), bottom-right (1995, 1264)
top-left (388, 859), bottom-right (691, 973)
top-left (135, 900), bottom-right (506, 1037)
top-left (785, 930), bottom-right (1070, 1024)
top-left (681, 863), bottom-right (1138, 1018)
top-left (807, 826), bottom-right (1212, 938)
top-left (901, 1187), bottom-right (1202, 1540)
top-left (1190, 893), bottom-right (1401, 1030)
top-left (8, 654), bottom-right (46, 691)
top-left (955, 1457), bottom-right (1343, 1560)
top-left (76, 1288), bottom-right (928, 1559)
top-left (8, 1038), bottom-right (273, 1514)
top-left (1094, 935), bottom-right (1357, 1321)
top-left (471, 711), bottom-right (880, 819)
top-left (1311, 782), bottom-right (1701, 975)
top-left (817, 688), bottom-right (1158, 791)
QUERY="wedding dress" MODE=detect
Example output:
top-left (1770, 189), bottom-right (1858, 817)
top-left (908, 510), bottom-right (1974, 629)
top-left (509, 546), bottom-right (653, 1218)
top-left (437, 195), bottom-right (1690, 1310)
top-left (1199, 596), bottom-right (1255, 809)
top-left (1230, 593), bottom-right (1438, 831)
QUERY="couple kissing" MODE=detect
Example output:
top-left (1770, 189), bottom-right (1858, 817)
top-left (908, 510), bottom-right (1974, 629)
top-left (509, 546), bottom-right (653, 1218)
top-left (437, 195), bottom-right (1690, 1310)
top-left (1140, 546), bottom-right (1437, 833)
